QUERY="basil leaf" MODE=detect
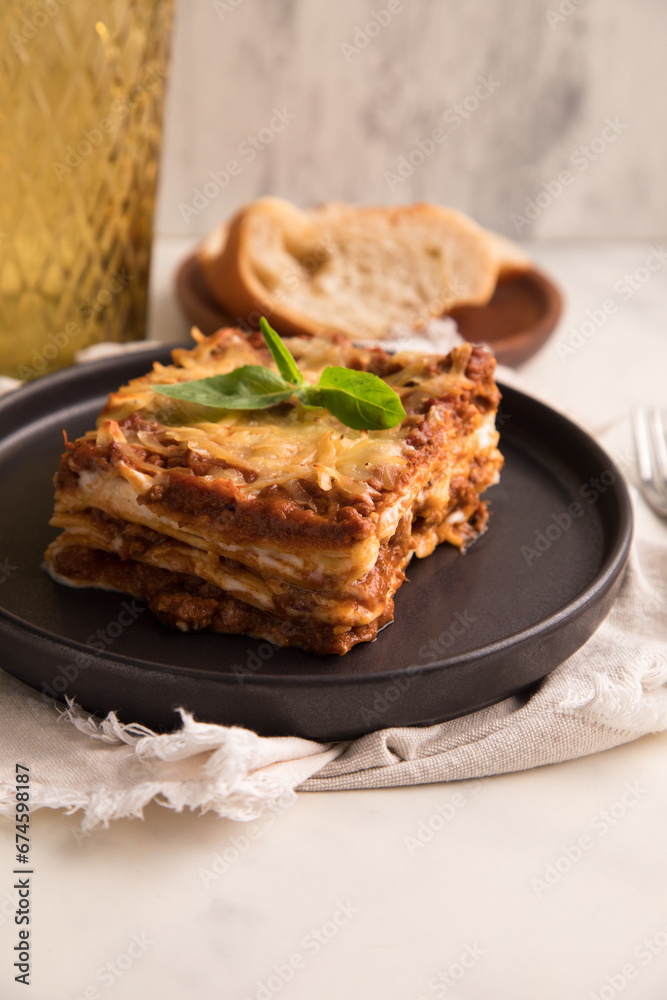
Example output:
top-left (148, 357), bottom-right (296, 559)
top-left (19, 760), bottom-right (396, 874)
top-left (151, 320), bottom-right (406, 431)
top-left (153, 365), bottom-right (294, 409)
top-left (260, 317), bottom-right (303, 384)
top-left (317, 366), bottom-right (406, 430)
top-left (293, 384), bottom-right (325, 410)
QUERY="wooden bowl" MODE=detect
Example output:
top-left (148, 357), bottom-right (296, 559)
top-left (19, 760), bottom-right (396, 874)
top-left (175, 253), bottom-right (563, 368)
top-left (448, 267), bottom-right (563, 367)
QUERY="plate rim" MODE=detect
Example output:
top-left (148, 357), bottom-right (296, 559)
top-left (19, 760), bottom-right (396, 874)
top-left (0, 347), bottom-right (634, 689)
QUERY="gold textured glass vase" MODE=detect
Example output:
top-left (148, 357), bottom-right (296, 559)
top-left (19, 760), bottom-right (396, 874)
top-left (0, 0), bottom-right (174, 380)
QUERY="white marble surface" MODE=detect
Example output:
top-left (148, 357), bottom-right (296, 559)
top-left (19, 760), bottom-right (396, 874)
top-left (1, 738), bottom-right (667, 1000)
top-left (1, 240), bottom-right (666, 999)
top-left (155, 0), bottom-right (667, 241)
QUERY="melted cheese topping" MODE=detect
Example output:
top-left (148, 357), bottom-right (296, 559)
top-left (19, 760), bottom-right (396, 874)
top-left (94, 329), bottom-right (476, 504)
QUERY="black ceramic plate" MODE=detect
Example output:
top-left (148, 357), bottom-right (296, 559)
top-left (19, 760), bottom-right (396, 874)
top-left (0, 348), bottom-right (632, 740)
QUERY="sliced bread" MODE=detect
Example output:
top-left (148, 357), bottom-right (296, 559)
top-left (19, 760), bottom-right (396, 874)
top-left (198, 197), bottom-right (498, 340)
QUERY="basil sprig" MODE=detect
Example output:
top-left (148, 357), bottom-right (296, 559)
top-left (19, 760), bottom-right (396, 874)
top-left (153, 318), bottom-right (406, 431)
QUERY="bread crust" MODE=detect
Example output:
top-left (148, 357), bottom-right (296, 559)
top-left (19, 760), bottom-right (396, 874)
top-left (198, 198), bottom-right (499, 338)
top-left (485, 229), bottom-right (533, 278)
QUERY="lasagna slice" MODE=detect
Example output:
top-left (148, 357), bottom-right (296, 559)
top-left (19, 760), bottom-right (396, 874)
top-left (44, 328), bottom-right (503, 655)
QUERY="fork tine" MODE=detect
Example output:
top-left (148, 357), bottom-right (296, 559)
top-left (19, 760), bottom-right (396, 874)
top-left (633, 409), bottom-right (654, 485)
top-left (633, 408), bottom-right (667, 517)
top-left (650, 409), bottom-right (667, 490)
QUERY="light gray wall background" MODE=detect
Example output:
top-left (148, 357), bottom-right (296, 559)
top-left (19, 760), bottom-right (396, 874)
top-left (156, 0), bottom-right (667, 241)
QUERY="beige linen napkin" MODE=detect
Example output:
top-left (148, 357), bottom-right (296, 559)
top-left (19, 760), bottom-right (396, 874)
top-left (1, 346), bottom-right (666, 829)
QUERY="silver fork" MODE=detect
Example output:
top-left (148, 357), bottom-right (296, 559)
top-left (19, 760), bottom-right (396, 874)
top-left (633, 408), bottom-right (667, 517)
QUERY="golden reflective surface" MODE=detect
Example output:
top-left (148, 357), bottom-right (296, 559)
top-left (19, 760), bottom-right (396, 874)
top-left (0, 1), bottom-right (173, 378)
